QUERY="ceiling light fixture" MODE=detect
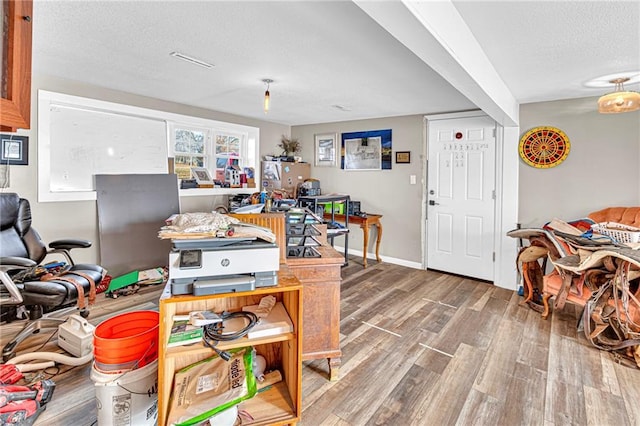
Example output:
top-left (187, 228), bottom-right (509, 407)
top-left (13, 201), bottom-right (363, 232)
top-left (169, 51), bottom-right (214, 69)
top-left (597, 77), bottom-right (640, 114)
top-left (262, 79), bottom-right (273, 113)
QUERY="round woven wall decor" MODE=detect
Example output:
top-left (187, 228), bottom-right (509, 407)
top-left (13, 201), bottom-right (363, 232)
top-left (519, 126), bottom-right (570, 168)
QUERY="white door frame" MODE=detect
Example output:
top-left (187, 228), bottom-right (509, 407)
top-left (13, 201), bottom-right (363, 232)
top-left (421, 110), bottom-right (519, 289)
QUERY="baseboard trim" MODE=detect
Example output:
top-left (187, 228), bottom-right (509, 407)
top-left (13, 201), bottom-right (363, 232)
top-left (332, 246), bottom-right (422, 270)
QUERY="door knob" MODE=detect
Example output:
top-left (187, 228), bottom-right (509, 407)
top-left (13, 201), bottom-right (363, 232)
top-left (429, 200), bottom-right (439, 206)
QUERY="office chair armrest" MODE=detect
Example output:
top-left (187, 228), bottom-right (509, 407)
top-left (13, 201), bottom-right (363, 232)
top-left (0, 269), bottom-right (24, 305)
top-left (0, 256), bottom-right (38, 269)
top-left (48, 239), bottom-right (92, 250)
top-left (48, 239), bottom-right (92, 267)
top-left (0, 259), bottom-right (35, 298)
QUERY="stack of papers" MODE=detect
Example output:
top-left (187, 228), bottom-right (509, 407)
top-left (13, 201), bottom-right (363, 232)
top-left (138, 267), bottom-right (165, 285)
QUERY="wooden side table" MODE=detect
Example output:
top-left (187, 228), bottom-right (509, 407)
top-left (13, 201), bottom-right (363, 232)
top-left (326, 213), bottom-right (383, 268)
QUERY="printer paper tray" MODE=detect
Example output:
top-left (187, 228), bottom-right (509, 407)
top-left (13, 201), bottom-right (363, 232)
top-left (172, 237), bottom-right (256, 250)
top-left (171, 275), bottom-right (256, 296)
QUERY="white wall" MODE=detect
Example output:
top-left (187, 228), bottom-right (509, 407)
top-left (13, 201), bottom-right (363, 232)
top-left (292, 115), bottom-right (424, 265)
top-left (9, 76), bottom-right (635, 276)
top-left (518, 97), bottom-right (640, 227)
top-left (3, 73), bottom-right (289, 265)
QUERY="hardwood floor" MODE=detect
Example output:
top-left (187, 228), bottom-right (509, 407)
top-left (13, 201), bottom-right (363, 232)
top-left (299, 259), bottom-right (640, 426)
top-left (2, 257), bottom-right (639, 425)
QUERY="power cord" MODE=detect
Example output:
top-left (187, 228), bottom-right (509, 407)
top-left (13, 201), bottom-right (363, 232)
top-left (202, 311), bottom-right (259, 361)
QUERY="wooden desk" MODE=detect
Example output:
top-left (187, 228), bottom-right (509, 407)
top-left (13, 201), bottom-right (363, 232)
top-left (326, 213), bottom-right (383, 268)
top-left (286, 245), bottom-right (344, 380)
top-left (232, 212), bottom-right (345, 380)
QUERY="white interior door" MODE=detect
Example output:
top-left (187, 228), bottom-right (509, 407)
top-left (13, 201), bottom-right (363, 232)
top-left (426, 116), bottom-right (496, 281)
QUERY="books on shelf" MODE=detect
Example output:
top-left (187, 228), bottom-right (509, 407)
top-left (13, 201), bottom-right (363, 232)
top-left (168, 319), bottom-right (203, 347)
top-left (243, 302), bottom-right (293, 339)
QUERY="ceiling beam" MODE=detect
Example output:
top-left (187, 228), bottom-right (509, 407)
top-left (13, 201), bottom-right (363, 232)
top-left (354, 0), bottom-right (519, 127)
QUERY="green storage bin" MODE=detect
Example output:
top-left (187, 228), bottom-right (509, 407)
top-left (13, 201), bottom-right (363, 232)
top-left (323, 202), bottom-right (345, 215)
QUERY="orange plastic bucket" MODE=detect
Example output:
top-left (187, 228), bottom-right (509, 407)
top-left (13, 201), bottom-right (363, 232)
top-left (93, 310), bottom-right (159, 370)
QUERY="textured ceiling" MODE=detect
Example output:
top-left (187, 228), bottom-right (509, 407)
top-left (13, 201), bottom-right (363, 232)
top-left (452, 0), bottom-right (640, 103)
top-left (32, 1), bottom-right (640, 126)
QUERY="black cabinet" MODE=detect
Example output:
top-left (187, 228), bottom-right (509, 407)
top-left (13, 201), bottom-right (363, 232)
top-left (297, 194), bottom-right (350, 265)
top-left (285, 208), bottom-right (323, 258)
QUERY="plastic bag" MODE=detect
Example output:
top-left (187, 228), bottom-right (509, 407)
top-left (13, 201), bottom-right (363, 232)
top-left (167, 346), bottom-right (256, 426)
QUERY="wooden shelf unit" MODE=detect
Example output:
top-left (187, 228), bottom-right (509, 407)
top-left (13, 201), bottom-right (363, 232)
top-left (157, 270), bottom-right (303, 426)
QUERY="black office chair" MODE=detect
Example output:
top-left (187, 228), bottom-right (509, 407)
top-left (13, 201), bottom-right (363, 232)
top-left (0, 193), bottom-right (106, 360)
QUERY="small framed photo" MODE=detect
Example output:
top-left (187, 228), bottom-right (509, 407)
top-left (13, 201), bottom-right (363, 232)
top-left (315, 133), bottom-right (337, 167)
top-left (0, 134), bottom-right (28, 166)
top-left (395, 151), bottom-right (411, 164)
top-left (190, 167), bottom-right (213, 184)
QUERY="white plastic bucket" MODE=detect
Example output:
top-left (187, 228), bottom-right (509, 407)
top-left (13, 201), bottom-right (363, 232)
top-left (90, 359), bottom-right (158, 426)
top-left (208, 405), bottom-right (238, 426)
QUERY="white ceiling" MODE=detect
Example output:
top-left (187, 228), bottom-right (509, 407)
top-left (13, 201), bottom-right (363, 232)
top-left (32, 1), bottom-right (640, 126)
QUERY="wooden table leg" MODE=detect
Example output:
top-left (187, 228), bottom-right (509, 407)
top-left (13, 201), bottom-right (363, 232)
top-left (375, 221), bottom-right (382, 263)
top-left (328, 357), bottom-right (341, 381)
top-left (362, 222), bottom-right (369, 268)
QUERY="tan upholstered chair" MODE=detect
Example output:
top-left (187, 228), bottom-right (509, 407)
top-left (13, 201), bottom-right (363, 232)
top-left (588, 207), bottom-right (640, 228)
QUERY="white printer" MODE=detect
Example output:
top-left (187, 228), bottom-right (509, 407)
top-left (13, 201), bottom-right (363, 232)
top-left (168, 237), bottom-right (279, 296)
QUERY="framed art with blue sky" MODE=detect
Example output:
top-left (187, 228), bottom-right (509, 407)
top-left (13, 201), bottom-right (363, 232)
top-left (341, 129), bottom-right (392, 170)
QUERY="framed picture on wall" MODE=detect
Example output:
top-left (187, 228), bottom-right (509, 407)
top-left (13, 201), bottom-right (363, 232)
top-left (343, 136), bottom-right (382, 171)
top-left (0, 134), bottom-right (28, 166)
top-left (395, 151), bottom-right (411, 164)
top-left (314, 133), bottom-right (337, 167)
top-left (341, 129), bottom-right (392, 170)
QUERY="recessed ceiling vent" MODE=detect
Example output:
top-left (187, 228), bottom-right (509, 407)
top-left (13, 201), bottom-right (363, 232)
top-left (332, 105), bottom-right (352, 111)
top-left (169, 51), bottom-right (215, 69)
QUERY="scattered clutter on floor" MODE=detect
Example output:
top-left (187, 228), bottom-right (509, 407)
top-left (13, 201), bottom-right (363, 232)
top-left (0, 313), bottom-right (96, 424)
top-left (104, 267), bottom-right (167, 298)
top-left (0, 379), bottom-right (56, 425)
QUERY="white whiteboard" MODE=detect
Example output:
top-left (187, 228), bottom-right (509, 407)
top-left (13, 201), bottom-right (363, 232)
top-left (38, 89), bottom-right (262, 202)
top-left (38, 90), bottom-right (169, 201)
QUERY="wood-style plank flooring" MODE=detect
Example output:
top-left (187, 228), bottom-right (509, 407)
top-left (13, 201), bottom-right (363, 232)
top-left (300, 259), bottom-right (640, 426)
top-left (2, 256), bottom-right (639, 425)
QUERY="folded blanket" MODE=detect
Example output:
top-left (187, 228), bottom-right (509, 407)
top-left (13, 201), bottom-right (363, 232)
top-left (158, 212), bottom-right (276, 243)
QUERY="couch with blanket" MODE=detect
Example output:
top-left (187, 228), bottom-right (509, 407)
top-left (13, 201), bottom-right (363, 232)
top-left (588, 206), bottom-right (640, 227)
